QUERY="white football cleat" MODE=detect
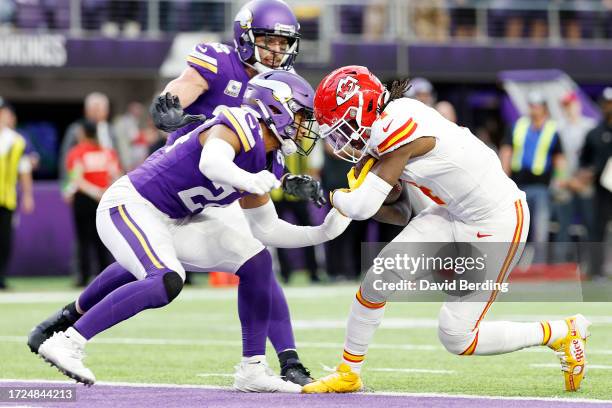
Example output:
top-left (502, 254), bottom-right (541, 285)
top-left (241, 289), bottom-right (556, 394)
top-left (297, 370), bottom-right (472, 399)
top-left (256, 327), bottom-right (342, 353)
top-left (233, 356), bottom-right (302, 393)
top-left (38, 328), bottom-right (95, 385)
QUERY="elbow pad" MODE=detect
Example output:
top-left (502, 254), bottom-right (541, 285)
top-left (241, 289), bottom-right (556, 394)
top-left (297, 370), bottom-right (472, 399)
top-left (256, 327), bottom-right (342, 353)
top-left (332, 172), bottom-right (392, 220)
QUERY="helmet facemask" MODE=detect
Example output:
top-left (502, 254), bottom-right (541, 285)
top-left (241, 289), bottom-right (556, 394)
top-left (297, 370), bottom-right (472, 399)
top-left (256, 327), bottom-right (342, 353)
top-left (250, 29), bottom-right (300, 71)
top-left (320, 94), bottom-right (371, 163)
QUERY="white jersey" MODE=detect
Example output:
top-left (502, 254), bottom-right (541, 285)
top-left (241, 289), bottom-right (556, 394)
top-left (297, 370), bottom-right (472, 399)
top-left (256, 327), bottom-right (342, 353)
top-left (368, 98), bottom-right (522, 221)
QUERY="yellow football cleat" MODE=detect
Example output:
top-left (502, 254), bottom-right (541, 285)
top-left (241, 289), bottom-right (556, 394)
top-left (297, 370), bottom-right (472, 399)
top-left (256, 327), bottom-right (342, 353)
top-left (302, 363), bottom-right (362, 393)
top-left (548, 314), bottom-right (591, 392)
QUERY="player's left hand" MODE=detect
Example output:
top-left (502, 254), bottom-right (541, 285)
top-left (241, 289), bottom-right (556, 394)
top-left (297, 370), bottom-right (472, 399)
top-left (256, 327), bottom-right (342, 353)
top-left (150, 92), bottom-right (206, 133)
top-left (281, 174), bottom-right (327, 208)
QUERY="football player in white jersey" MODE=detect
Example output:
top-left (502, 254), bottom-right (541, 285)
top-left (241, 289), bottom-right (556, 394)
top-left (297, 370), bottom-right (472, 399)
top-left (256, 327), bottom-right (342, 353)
top-left (302, 66), bottom-right (590, 393)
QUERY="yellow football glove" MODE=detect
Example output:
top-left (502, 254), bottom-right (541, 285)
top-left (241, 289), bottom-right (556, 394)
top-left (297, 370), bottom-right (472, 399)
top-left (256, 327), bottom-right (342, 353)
top-left (347, 157), bottom-right (377, 190)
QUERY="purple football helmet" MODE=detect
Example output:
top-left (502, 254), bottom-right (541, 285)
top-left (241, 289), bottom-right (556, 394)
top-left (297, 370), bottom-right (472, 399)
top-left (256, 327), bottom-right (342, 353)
top-left (243, 71), bottom-right (319, 156)
top-left (233, 0), bottom-right (300, 72)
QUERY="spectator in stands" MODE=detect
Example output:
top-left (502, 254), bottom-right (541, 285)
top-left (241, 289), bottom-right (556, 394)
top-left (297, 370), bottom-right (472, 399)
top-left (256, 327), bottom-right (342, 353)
top-left (449, 0), bottom-right (476, 39)
top-left (571, 87), bottom-right (612, 279)
top-left (411, 0), bottom-right (449, 42)
top-left (553, 91), bottom-right (596, 254)
top-left (500, 92), bottom-right (566, 258)
top-left (60, 92), bottom-right (128, 184)
top-left (404, 77), bottom-right (436, 107)
top-left (363, 0), bottom-right (387, 40)
top-left (271, 152), bottom-right (321, 284)
top-left (0, 97), bottom-right (34, 290)
top-left (63, 120), bottom-right (120, 287)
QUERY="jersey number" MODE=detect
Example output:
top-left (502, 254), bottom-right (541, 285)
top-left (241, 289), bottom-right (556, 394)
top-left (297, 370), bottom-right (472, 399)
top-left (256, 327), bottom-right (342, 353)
top-left (178, 183), bottom-right (236, 212)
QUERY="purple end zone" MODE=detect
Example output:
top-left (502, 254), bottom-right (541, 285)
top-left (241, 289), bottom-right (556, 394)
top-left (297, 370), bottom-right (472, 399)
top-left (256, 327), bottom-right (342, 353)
top-left (2, 382), bottom-right (610, 408)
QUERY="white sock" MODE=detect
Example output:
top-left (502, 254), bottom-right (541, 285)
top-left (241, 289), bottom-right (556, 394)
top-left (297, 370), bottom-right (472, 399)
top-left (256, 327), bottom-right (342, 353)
top-left (543, 319), bottom-right (569, 345)
top-left (342, 295), bottom-right (386, 373)
top-left (242, 355), bottom-right (266, 364)
top-left (471, 321), bottom-right (545, 355)
top-left (65, 327), bottom-right (87, 347)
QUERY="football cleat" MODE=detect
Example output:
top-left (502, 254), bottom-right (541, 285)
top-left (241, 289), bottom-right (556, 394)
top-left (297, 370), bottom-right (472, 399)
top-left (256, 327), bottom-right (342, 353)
top-left (233, 356), bottom-right (302, 393)
top-left (281, 359), bottom-right (314, 386)
top-left (549, 314), bottom-right (591, 392)
top-left (38, 328), bottom-right (95, 386)
top-left (28, 302), bottom-right (81, 354)
top-left (302, 363), bottom-right (362, 393)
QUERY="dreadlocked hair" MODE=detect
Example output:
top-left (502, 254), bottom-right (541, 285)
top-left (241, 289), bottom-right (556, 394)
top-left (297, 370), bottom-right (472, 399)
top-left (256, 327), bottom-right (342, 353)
top-left (379, 78), bottom-right (411, 112)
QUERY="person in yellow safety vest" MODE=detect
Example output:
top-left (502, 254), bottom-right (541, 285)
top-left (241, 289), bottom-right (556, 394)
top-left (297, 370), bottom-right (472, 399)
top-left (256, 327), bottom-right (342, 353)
top-left (500, 91), bottom-right (567, 259)
top-left (0, 98), bottom-right (35, 290)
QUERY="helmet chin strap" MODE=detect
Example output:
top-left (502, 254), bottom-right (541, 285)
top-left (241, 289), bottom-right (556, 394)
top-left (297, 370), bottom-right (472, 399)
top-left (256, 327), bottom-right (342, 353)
top-left (255, 99), bottom-right (297, 156)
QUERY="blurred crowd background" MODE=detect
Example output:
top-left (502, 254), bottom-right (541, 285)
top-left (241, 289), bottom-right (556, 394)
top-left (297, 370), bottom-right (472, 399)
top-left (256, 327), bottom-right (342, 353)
top-left (1, 0), bottom-right (611, 289)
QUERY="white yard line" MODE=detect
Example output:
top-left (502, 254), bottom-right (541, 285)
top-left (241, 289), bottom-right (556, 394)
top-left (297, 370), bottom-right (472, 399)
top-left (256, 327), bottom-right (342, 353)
top-left (195, 373), bottom-right (234, 378)
top-left (0, 379), bottom-right (611, 404)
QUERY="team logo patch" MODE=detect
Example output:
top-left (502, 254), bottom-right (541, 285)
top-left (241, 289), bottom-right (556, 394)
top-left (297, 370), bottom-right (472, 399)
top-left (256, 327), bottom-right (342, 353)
top-left (224, 80), bottom-right (243, 98)
top-left (336, 76), bottom-right (360, 106)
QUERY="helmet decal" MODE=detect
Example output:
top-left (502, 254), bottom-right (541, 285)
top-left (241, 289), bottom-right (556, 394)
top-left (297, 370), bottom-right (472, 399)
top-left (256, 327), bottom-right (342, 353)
top-left (236, 8), bottom-right (253, 29)
top-left (336, 76), bottom-right (360, 106)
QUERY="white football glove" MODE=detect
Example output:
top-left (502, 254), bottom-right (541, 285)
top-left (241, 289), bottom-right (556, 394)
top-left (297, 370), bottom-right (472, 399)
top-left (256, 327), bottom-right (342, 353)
top-left (239, 170), bottom-right (281, 195)
top-left (321, 208), bottom-right (352, 240)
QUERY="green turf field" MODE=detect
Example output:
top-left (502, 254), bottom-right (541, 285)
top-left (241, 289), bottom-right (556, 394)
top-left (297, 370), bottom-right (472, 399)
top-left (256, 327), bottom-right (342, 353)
top-left (2, 277), bottom-right (611, 400)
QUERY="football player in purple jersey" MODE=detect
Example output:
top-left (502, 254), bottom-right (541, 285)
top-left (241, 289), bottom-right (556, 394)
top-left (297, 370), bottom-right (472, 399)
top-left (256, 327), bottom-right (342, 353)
top-left (33, 71), bottom-right (350, 392)
top-left (28, 0), bottom-right (324, 387)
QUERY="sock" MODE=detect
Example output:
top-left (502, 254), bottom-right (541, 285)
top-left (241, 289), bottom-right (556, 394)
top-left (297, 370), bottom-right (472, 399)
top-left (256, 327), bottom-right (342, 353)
top-left (342, 292), bottom-right (386, 373)
top-left (267, 275), bottom-right (296, 355)
top-left (77, 262), bottom-right (138, 312)
top-left (236, 249), bottom-right (274, 357)
top-left (468, 321), bottom-right (544, 355)
top-left (541, 319), bottom-right (569, 345)
top-left (65, 327), bottom-right (87, 347)
top-left (278, 349), bottom-right (299, 368)
top-left (73, 269), bottom-right (173, 340)
top-left (242, 355), bottom-right (266, 364)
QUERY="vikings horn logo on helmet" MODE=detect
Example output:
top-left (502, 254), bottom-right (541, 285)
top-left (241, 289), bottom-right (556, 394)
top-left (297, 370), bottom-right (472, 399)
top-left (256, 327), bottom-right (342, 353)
top-left (336, 76), bottom-right (360, 106)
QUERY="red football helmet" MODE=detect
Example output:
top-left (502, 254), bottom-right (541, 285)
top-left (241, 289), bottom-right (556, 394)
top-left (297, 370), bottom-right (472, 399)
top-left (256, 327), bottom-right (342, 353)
top-left (314, 65), bottom-right (388, 162)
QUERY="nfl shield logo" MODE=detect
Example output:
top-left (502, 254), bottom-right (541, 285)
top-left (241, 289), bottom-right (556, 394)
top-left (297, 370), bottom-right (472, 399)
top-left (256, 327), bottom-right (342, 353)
top-left (224, 80), bottom-right (242, 98)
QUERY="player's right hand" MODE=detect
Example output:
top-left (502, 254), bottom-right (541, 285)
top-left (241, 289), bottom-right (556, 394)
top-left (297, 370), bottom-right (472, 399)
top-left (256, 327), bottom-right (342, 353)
top-left (244, 170), bottom-right (281, 195)
top-left (150, 92), bottom-right (206, 133)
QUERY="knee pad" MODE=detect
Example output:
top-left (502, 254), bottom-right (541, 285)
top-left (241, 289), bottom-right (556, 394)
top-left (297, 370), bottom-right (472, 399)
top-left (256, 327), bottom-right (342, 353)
top-left (163, 271), bottom-right (184, 302)
top-left (437, 304), bottom-right (477, 355)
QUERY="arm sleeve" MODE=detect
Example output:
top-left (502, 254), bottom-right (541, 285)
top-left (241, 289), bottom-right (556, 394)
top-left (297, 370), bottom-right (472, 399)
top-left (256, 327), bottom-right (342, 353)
top-left (243, 200), bottom-right (350, 248)
top-left (199, 138), bottom-right (254, 190)
top-left (332, 172), bottom-right (392, 220)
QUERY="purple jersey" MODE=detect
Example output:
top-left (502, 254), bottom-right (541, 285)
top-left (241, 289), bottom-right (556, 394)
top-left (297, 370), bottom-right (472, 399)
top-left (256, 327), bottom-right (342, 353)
top-left (130, 107), bottom-right (285, 219)
top-left (166, 42), bottom-right (251, 145)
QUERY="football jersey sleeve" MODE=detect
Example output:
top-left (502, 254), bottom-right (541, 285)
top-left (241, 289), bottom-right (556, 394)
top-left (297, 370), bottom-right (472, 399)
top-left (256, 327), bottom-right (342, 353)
top-left (186, 42), bottom-right (229, 88)
top-left (369, 99), bottom-right (427, 156)
top-left (215, 107), bottom-right (261, 154)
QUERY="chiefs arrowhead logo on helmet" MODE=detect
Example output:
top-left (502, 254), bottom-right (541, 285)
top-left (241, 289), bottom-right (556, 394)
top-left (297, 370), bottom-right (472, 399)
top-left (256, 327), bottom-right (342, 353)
top-left (336, 76), bottom-right (360, 106)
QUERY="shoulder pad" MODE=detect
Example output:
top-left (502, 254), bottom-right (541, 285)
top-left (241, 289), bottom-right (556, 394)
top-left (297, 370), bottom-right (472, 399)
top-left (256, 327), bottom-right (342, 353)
top-left (370, 100), bottom-right (420, 155)
top-left (187, 42), bottom-right (232, 74)
top-left (217, 107), bottom-right (261, 153)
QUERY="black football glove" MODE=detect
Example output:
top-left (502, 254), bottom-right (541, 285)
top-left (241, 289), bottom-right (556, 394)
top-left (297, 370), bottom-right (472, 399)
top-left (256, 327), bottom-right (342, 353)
top-left (282, 174), bottom-right (327, 208)
top-left (150, 92), bottom-right (206, 133)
